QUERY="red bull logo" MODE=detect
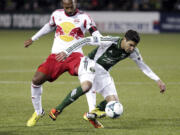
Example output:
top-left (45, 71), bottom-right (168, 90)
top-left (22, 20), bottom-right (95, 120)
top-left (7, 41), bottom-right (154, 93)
top-left (56, 22), bottom-right (84, 42)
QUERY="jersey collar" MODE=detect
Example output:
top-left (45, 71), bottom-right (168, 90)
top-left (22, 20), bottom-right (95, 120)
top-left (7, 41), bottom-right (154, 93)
top-left (117, 38), bottom-right (123, 49)
top-left (118, 38), bottom-right (131, 54)
top-left (64, 9), bottom-right (79, 17)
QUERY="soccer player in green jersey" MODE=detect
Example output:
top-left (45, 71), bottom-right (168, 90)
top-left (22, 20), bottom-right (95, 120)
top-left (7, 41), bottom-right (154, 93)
top-left (49, 30), bottom-right (166, 128)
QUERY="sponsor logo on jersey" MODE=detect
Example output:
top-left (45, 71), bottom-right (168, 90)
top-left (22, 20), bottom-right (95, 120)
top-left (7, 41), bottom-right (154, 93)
top-left (56, 22), bottom-right (84, 42)
top-left (93, 36), bottom-right (98, 42)
top-left (74, 19), bottom-right (80, 24)
top-left (90, 67), bottom-right (95, 73)
top-left (108, 50), bottom-right (113, 54)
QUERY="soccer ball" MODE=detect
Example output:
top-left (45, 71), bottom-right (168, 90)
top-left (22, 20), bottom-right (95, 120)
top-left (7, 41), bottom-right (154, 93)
top-left (105, 101), bottom-right (123, 118)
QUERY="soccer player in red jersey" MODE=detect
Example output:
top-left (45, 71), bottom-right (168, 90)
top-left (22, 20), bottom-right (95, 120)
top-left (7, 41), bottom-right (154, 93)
top-left (24, 0), bottom-right (102, 127)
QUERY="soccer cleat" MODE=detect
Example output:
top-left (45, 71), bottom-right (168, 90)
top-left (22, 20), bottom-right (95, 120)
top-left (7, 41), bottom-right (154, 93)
top-left (49, 108), bottom-right (61, 121)
top-left (91, 108), bottom-right (106, 118)
top-left (26, 110), bottom-right (45, 127)
top-left (83, 108), bottom-right (106, 121)
top-left (89, 119), bottom-right (104, 128)
top-left (83, 112), bottom-right (89, 121)
top-left (84, 112), bottom-right (104, 128)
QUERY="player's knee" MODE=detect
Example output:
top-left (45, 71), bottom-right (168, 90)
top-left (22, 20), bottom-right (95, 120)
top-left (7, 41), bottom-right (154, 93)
top-left (81, 81), bottom-right (92, 92)
top-left (32, 71), bottom-right (48, 85)
top-left (32, 73), bottom-right (47, 85)
top-left (32, 77), bottom-right (42, 85)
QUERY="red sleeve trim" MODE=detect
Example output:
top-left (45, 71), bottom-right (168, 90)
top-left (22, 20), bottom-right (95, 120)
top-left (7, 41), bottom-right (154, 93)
top-left (84, 20), bottom-right (87, 29)
top-left (84, 12), bottom-right (93, 23)
top-left (49, 16), bottom-right (56, 26)
top-left (92, 26), bottom-right (97, 31)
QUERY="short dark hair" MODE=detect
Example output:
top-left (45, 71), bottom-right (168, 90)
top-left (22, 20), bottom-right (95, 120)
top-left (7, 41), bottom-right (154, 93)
top-left (125, 30), bottom-right (140, 44)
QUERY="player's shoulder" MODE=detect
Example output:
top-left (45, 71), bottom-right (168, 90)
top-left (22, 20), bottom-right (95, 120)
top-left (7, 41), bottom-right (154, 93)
top-left (134, 47), bottom-right (140, 53)
top-left (77, 9), bottom-right (85, 14)
top-left (130, 47), bottom-right (141, 57)
top-left (77, 9), bottom-right (90, 17)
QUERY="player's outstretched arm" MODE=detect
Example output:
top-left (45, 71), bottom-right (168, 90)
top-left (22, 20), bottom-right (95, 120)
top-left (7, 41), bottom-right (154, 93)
top-left (64, 36), bottom-right (119, 57)
top-left (24, 23), bottom-right (55, 48)
top-left (157, 79), bottom-right (166, 93)
top-left (24, 39), bottom-right (33, 48)
top-left (130, 48), bottom-right (166, 94)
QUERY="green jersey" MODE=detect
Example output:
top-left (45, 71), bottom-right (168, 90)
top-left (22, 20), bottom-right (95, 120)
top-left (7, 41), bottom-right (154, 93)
top-left (64, 36), bottom-right (160, 81)
top-left (88, 38), bottom-right (130, 71)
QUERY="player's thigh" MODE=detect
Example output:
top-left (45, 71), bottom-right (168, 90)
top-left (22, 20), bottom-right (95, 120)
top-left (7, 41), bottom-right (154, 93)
top-left (100, 79), bottom-right (119, 101)
top-left (78, 57), bottom-right (96, 84)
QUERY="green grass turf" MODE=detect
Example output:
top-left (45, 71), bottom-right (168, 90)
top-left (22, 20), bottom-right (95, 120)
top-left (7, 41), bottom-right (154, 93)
top-left (0, 30), bottom-right (180, 135)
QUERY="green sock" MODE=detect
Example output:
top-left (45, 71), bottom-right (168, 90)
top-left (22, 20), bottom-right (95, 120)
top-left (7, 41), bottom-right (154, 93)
top-left (56, 86), bottom-right (85, 112)
top-left (97, 100), bottom-right (107, 111)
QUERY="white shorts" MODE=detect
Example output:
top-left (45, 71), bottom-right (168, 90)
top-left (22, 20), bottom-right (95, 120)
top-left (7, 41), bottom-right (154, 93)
top-left (78, 56), bottom-right (96, 83)
top-left (90, 64), bottom-right (118, 98)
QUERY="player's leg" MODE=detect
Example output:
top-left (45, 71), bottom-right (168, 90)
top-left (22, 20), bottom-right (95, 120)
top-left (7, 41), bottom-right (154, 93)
top-left (83, 74), bottom-right (114, 128)
top-left (83, 89), bottom-right (104, 129)
top-left (49, 57), bottom-right (96, 120)
top-left (90, 77), bottom-right (119, 117)
top-left (96, 80), bottom-right (123, 119)
top-left (27, 71), bottom-right (49, 127)
top-left (83, 90), bottom-right (104, 128)
top-left (83, 93), bottom-right (104, 129)
top-left (96, 95), bottom-right (119, 111)
top-left (96, 78), bottom-right (119, 112)
top-left (85, 90), bottom-right (96, 112)
top-left (31, 71), bottom-right (49, 114)
top-left (83, 79), bottom-right (120, 128)
top-left (84, 112), bottom-right (104, 128)
top-left (84, 74), bottom-right (113, 119)
top-left (84, 90), bottom-right (120, 129)
top-left (49, 83), bottom-right (90, 120)
top-left (27, 53), bottom-right (73, 126)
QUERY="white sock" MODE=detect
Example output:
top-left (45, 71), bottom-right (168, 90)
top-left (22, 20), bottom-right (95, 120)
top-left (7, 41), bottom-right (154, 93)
top-left (31, 83), bottom-right (43, 115)
top-left (85, 90), bottom-right (96, 112)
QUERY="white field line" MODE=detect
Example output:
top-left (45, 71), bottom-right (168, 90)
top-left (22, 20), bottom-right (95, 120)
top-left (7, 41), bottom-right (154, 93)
top-left (0, 70), bottom-right (35, 73)
top-left (0, 81), bottom-right (179, 85)
top-left (0, 56), bottom-right (45, 59)
top-left (0, 55), bottom-right (175, 59)
top-left (0, 64), bottom-right (179, 74)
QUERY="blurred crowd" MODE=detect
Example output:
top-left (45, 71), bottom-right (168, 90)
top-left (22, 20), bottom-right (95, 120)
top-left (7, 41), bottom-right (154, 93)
top-left (0, 0), bottom-right (180, 12)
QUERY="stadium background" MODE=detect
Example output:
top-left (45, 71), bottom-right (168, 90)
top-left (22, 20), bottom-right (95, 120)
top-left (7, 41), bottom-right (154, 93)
top-left (0, 0), bottom-right (180, 135)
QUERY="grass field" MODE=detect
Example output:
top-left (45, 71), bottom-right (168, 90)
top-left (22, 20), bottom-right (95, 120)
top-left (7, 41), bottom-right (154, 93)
top-left (0, 30), bottom-right (180, 135)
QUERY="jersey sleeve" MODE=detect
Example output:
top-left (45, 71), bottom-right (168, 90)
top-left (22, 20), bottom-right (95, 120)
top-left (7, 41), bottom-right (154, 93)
top-left (49, 11), bottom-right (56, 27)
top-left (31, 23), bottom-right (55, 41)
top-left (129, 48), bottom-right (160, 81)
top-left (84, 13), bottom-right (96, 30)
top-left (31, 11), bottom-right (56, 41)
top-left (83, 13), bottom-right (99, 35)
top-left (65, 36), bottom-right (119, 56)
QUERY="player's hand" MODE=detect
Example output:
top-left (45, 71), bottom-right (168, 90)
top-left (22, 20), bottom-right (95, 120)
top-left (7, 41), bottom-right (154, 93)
top-left (157, 80), bottom-right (166, 93)
top-left (56, 51), bottom-right (68, 62)
top-left (24, 39), bottom-right (33, 48)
